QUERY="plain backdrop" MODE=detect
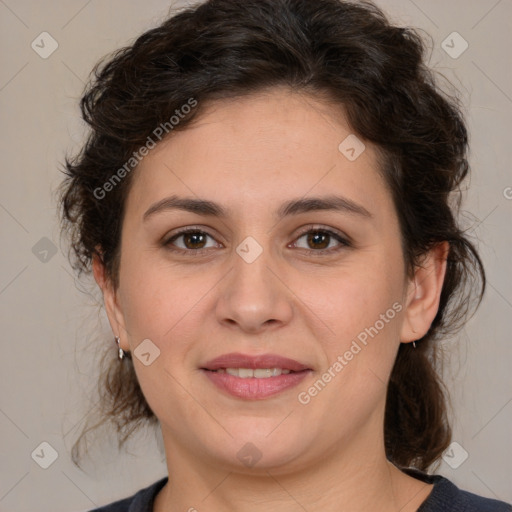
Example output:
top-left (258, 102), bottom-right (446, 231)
top-left (0, 0), bottom-right (511, 510)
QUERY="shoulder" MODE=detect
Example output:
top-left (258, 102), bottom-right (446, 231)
top-left (402, 468), bottom-right (512, 512)
top-left (85, 476), bottom-right (168, 512)
top-left (457, 490), bottom-right (512, 512)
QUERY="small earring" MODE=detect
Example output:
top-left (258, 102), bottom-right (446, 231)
top-left (114, 336), bottom-right (125, 360)
top-left (411, 325), bottom-right (417, 348)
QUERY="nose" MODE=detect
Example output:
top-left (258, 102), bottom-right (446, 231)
top-left (215, 243), bottom-right (294, 334)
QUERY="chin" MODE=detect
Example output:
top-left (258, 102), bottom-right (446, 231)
top-left (209, 422), bottom-right (314, 474)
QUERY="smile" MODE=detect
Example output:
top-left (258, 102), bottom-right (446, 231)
top-left (210, 367), bottom-right (292, 378)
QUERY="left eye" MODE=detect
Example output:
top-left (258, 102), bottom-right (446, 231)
top-left (291, 229), bottom-right (350, 254)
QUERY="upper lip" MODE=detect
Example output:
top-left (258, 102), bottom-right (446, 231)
top-left (201, 352), bottom-right (311, 372)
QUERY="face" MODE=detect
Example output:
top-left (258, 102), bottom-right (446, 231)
top-left (96, 87), bottom-right (443, 475)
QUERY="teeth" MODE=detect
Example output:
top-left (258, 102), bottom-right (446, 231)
top-left (220, 368), bottom-right (291, 378)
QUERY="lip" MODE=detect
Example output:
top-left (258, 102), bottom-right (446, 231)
top-left (202, 369), bottom-right (312, 400)
top-left (200, 352), bottom-right (312, 400)
top-left (201, 352), bottom-right (311, 372)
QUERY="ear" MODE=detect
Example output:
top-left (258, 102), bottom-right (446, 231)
top-left (92, 248), bottom-right (129, 352)
top-left (400, 241), bottom-right (449, 344)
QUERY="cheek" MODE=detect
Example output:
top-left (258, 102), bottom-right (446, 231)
top-left (118, 253), bottom-right (225, 364)
top-left (299, 257), bottom-right (404, 399)
top-left (301, 257), bottom-right (403, 341)
top-left (117, 260), bottom-right (211, 418)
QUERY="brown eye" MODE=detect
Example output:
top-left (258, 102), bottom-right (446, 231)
top-left (292, 228), bottom-right (351, 255)
top-left (306, 231), bottom-right (330, 250)
top-left (181, 232), bottom-right (208, 249)
top-left (164, 229), bottom-right (218, 252)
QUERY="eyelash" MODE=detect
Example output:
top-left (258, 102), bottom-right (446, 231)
top-left (162, 225), bottom-right (352, 257)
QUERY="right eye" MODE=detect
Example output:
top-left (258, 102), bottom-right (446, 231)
top-left (163, 228), bottom-right (222, 254)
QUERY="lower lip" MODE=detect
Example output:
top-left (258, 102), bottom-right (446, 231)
top-left (202, 369), bottom-right (311, 400)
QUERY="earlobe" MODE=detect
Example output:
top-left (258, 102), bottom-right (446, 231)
top-left (400, 241), bottom-right (449, 344)
top-left (92, 251), bottom-right (129, 350)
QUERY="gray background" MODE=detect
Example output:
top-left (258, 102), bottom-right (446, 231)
top-left (0, 0), bottom-right (511, 510)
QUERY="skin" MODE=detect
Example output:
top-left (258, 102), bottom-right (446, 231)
top-left (93, 87), bottom-right (448, 512)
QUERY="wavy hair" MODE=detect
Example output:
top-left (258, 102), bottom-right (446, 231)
top-left (58, 0), bottom-right (486, 471)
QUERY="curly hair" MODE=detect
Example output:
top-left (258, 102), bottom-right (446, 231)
top-left (58, 0), bottom-right (486, 472)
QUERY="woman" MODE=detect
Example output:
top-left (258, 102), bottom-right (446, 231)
top-left (58, 0), bottom-right (512, 510)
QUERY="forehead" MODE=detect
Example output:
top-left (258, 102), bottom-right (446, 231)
top-left (124, 88), bottom-right (394, 225)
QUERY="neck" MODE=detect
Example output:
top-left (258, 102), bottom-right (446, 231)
top-left (154, 421), bottom-right (433, 512)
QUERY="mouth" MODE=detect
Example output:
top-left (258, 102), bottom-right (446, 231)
top-left (201, 352), bottom-right (311, 372)
top-left (200, 353), bottom-right (312, 400)
top-left (204, 367), bottom-right (296, 377)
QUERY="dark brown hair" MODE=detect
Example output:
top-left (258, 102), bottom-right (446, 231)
top-left (58, 0), bottom-right (485, 471)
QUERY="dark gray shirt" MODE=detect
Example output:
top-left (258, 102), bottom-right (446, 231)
top-left (87, 468), bottom-right (512, 511)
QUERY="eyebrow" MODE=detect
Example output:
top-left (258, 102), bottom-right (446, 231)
top-left (142, 194), bottom-right (373, 222)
